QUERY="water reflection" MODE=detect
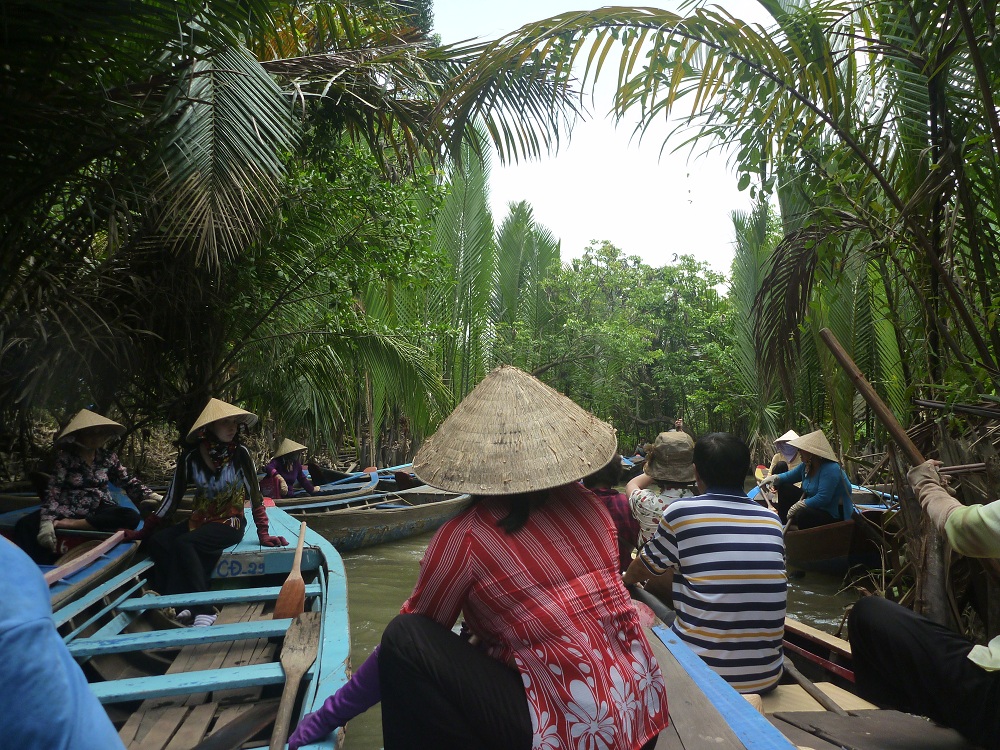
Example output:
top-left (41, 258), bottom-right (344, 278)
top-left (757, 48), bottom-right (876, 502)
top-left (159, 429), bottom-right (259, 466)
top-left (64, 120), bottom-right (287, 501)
top-left (337, 535), bottom-right (858, 749)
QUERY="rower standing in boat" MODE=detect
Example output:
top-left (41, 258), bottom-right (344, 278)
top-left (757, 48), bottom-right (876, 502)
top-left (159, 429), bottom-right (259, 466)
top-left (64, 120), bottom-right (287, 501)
top-left (759, 429), bottom-right (855, 530)
top-left (124, 398), bottom-right (288, 627)
top-left (13, 409), bottom-right (158, 564)
top-left (289, 366), bottom-right (669, 750)
top-left (850, 459), bottom-right (1000, 750)
top-left (262, 438), bottom-right (319, 497)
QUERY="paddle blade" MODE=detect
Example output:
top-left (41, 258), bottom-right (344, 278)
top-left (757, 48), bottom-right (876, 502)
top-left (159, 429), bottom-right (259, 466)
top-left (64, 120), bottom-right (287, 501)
top-left (271, 612), bottom-right (322, 750)
top-left (272, 580), bottom-right (305, 621)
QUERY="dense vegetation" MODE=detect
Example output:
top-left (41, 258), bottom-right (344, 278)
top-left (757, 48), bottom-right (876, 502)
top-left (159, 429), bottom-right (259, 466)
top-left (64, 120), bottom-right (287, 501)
top-left (4, 0), bottom-right (999, 494)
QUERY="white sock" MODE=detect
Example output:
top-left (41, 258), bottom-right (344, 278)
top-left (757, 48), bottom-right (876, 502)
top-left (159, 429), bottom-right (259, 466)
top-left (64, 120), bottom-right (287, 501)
top-left (192, 614), bottom-right (217, 627)
top-left (175, 609), bottom-right (192, 622)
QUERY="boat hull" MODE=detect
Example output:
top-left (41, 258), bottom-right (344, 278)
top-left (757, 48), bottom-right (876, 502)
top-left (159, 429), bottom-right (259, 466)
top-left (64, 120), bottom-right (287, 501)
top-left (784, 510), bottom-right (885, 575)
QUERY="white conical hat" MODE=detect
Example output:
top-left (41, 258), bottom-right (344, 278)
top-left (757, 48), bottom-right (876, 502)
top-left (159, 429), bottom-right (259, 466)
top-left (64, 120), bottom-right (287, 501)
top-left (57, 409), bottom-right (125, 443)
top-left (273, 438), bottom-right (308, 460)
top-left (186, 398), bottom-right (258, 442)
top-left (775, 429), bottom-right (800, 445)
top-left (788, 429), bottom-right (838, 462)
top-left (413, 365), bottom-right (618, 495)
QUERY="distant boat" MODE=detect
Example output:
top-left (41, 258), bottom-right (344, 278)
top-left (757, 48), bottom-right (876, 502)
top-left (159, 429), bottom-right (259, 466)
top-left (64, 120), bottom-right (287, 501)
top-left (51, 506), bottom-right (350, 749)
top-left (287, 484), bottom-right (473, 552)
top-left (269, 469), bottom-right (380, 507)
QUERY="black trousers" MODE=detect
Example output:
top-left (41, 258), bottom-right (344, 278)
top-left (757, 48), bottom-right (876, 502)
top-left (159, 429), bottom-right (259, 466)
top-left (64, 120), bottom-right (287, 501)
top-left (849, 595), bottom-right (1000, 749)
top-left (144, 518), bottom-right (245, 615)
top-left (776, 483), bottom-right (803, 524)
top-left (13, 506), bottom-right (140, 564)
top-left (378, 614), bottom-right (532, 750)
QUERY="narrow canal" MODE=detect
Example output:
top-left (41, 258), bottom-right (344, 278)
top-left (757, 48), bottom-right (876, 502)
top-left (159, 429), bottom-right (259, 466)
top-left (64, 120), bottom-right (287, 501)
top-left (336, 532), bottom-right (859, 749)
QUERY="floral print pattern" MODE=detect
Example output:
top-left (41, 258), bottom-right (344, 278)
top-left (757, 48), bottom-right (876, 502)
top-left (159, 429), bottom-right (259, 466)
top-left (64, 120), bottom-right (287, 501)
top-left (41, 448), bottom-right (151, 522)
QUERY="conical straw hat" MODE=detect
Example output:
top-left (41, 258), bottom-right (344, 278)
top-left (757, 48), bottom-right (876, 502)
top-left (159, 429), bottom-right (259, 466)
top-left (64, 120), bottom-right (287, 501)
top-left (775, 429), bottom-right (800, 445)
top-left (644, 431), bottom-right (696, 482)
top-left (273, 438), bottom-right (308, 460)
top-left (57, 409), bottom-right (125, 443)
top-left (788, 429), bottom-right (838, 462)
top-left (412, 365), bottom-right (618, 495)
top-left (187, 398), bottom-right (258, 442)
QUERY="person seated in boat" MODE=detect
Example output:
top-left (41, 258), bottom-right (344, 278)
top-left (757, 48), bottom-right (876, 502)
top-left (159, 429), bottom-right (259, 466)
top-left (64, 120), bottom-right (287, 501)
top-left (12, 409), bottom-right (159, 564)
top-left (763, 430), bottom-right (804, 522)
top-left (623, 432), bottom-right (786, 695)
top-left (758, 429), bottom-right (855, 530)
top-left (1, 537), bottom-right (126, 749)
top-left (262, 438), bottom-right (319, 497)
top-left (124, 398), bottom-right (288, 627)
top-left (849, 459), bottom-right (1000, 750)
top-left (582, 452), bottom-right (639, 572)
top-left (627, 430), bottom-right (698, 547)
top-left (288, 366), bottom-right (669, 750)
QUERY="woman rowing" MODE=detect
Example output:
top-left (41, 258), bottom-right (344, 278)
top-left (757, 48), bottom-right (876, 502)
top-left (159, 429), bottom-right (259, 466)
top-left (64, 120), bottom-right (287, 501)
top-left (759, 429), bottom-right (855, 529)
top-left (289, 366), bottom-right (669, 750)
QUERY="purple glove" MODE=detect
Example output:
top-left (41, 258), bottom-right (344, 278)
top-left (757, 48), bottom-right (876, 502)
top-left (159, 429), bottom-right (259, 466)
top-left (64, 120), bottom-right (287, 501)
top-left (288, 647), bottom-right (382, 749)
top-left (251, 505), bottom-right (289, 547)
top-left (122, 513), bottom-right (160, 542)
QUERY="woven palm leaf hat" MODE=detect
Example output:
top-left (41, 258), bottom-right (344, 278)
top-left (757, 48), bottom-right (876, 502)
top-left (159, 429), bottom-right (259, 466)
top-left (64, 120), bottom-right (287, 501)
top-left (412, 365), bottom-right (618, 495)
top-left (774, 429), bottom-right (800, 446)
top-left (57, 409), bottom-right (126, 444)
top-left (186, 398), bottom-right (258, 443)
top-left (273, 438), bottom-right (308, 460)
top-left (787, 429), bottom-right (838, 462)
top-left (644, 431), bottom-right (696, 483)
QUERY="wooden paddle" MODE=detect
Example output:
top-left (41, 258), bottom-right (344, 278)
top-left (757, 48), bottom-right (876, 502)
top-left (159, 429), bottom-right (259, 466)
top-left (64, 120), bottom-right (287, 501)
top-left (269, 611), bottom-right (322, 750)
top-left (273, 522), bottom-right (307, 620)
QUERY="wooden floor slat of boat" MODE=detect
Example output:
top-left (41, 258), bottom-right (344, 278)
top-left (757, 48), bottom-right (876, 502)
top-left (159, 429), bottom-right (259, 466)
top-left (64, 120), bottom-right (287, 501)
top-left (774, 710), bottom-right (980, 750)
top-left (766, 716), bottom-right (842, 750)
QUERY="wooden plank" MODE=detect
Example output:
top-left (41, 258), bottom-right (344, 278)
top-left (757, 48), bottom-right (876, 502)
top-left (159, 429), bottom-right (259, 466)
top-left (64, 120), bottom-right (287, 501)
top-left (53, 559), bottom-right (154, 627)
top-left (766, 716), bottom-right (843, 750)
top-left (45, 531), bottom-right (126, 584)
top-left (774, 710), bottom-right (978, 750)
top-left (211, 601), bottom-right (277, 704)
top-left (116, 584), bottom-right (322, 611)
top-left (127, 705), bottom-right (188, 750)
top-left (67, 618), bottom-right (292, 657)
top-left (90, 663), bottom-right (288, 703)
top-left (653, 722), bottom-right (686, 749)
top-left (784, 618), bottom-right (852, 660)
top-left (644, 627), bottom-right (751, 750)
top-left (164, 702), bottom-right (216, 749)
top-left (181, 601), bottom-right (263, 707)
top-left (762, 684), bottom-right (876, 714)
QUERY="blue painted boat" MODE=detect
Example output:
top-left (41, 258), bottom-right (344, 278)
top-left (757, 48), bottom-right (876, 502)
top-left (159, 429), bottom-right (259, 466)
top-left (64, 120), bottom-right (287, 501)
top-left (52, 506), bottom-right (349, 749)
top-left (289, 485), bottom-right (473, 552)
top-left (272, 469), bottom-right (379, 508)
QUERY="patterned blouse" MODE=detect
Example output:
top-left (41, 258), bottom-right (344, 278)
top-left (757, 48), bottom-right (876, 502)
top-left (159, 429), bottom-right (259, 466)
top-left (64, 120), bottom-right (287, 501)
top-left (41, 448), bottom-right (151, 522)
top-left (402, 483), bottom-right (669, 750)
top-left (263, 457), bottom-right (315, 494)
top-left (153, 444), bottom-right (263, 529)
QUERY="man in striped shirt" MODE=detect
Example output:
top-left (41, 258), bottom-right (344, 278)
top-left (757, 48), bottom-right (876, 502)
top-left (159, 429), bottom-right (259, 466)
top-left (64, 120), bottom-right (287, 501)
top-left (624, 432), bottom-right (787, 693)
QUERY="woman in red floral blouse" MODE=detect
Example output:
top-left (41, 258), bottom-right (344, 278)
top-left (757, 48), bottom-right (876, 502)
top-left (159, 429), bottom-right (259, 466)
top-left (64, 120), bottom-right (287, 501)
top-left (289, 366), bottom-right (669, 750)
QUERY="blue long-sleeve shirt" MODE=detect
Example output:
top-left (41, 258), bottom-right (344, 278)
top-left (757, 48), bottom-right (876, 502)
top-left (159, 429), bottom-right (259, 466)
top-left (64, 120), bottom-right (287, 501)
top-left (776, 460), bottom-right (855, 520)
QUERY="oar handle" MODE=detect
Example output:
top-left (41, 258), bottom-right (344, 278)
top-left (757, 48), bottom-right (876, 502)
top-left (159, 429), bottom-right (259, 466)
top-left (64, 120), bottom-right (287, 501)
top-left (291, 521), bottom-right (306, 576)
top-left (819, 328), bottom-right (925, 465)
top-left (269, 668), bottom-right (303, 750)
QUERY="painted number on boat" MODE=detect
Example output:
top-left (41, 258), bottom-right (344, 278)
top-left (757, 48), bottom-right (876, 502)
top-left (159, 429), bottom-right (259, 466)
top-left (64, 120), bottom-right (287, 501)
top-left (215, 554), bottom-right (266, 578)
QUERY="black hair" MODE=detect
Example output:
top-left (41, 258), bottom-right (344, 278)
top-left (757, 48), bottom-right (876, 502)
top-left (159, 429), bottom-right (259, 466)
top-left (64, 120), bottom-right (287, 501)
top-left (693, 432), bottom-right (750, 490)
top-left (772, 460), bottom-right (788, 474)
top-left (582, 453), bottom-right (623, 490)
top-left (492, 489), bottom-right (550, 534)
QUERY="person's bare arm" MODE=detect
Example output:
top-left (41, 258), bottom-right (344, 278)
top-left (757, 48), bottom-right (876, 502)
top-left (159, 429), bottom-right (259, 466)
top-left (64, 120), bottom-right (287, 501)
top-left (626, 472), bottom-right (654, 498)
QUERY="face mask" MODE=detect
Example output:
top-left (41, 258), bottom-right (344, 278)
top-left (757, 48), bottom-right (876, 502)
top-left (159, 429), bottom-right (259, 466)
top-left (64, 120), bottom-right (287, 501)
top-left (780, 444), bottom-right (798, 459)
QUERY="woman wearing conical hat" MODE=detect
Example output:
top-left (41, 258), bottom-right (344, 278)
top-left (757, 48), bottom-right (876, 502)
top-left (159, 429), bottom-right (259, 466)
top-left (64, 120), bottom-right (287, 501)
top-left (289, 366), bottom-right (668, 750)
top-left (764, 430), bottom-right (804, 523)
top-left (760, 429), bottom-right (855, 530)
top-left (262, 439), bottom-right (317, 498)
top-left (12, 409), bottom-right (158, 564)
top-left (124, 398), bottom-right (288, 627)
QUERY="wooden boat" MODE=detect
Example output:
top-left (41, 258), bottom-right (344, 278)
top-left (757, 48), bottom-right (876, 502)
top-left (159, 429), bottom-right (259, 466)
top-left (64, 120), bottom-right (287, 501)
top-left (309, 461), bottom-right (423, 492)
top-left (46, 531), bottom-right (141, 610)
top-left (633, 589), bottom-right (977, 749)
top-left (287, 485), bottom-right (473, 552)
top-left (52, 506), bottom-right (350, 749)
top-left (270, 469), bottom-right (379, 508)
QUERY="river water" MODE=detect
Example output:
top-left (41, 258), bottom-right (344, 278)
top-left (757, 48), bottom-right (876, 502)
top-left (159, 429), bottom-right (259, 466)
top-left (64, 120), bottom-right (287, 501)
top-left (334, 532), bottom-right (859, 750)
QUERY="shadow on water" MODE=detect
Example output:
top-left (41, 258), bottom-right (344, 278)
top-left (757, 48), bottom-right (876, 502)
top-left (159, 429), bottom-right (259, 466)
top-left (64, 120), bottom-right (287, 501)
top-left (334, 535), bottom-right (862, 749)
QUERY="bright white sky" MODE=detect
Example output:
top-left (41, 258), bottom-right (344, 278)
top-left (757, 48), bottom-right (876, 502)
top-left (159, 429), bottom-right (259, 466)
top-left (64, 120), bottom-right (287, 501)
top-left (433, 1), bottom-right (776, 275)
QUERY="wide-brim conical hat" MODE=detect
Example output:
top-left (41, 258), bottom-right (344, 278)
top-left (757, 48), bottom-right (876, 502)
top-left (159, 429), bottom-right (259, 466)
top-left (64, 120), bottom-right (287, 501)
top-left (775, 429), bottom-right (800, 445)
top-left (273, 438), bottom-right (308, 460)
top-left (788, 429), bottom-right (837, 462)
top-left (57, 409), bottom-right (125, 443)
top-left (412, 365), bottom-right (617, 495)
top-left (186, 398), bottom-right (258, 442)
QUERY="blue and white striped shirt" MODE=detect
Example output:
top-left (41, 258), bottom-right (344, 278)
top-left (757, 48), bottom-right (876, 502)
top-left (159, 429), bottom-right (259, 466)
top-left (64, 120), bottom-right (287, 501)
top-left (639, 487), bottom-right (787, 693)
